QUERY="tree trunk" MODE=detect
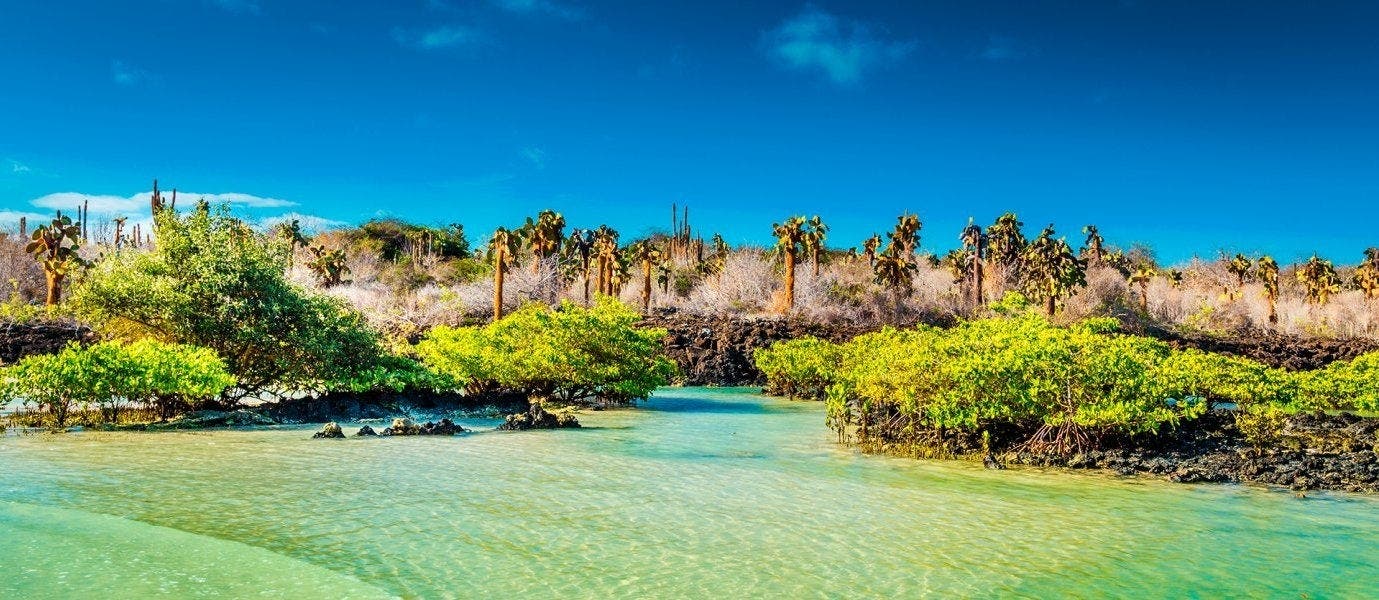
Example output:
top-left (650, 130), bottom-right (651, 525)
top-left (1139, 282), bottom-right (1148, 312)
top-left (1045, 294), bottom-right (1056, 317)
top-left (597, 256), bottom-right (607, 297)
top-left (493, 248), bottom-right (505, 321)
top-left (582, 255), bottom-right (591, 305)
top-left (784, 250), bottom-right (796, 311)
top-left (972, 239), bottom-right (984, 308)
top-left (1268, 295), bottom-right (1278, 324)
top-left (45, 271), bottom-right (62, 307)
top-left (812, 250), bottom-right (820, 277)
top-left (641, 259), bottom-right (652, 313)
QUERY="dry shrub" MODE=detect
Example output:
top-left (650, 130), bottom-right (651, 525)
top-left (0, 234), bottom-right (46, 302)
top-left (678, 250), bottom-right (776, 315)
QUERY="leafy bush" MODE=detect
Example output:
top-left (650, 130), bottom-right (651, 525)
top-left (415, 298), bottom-right (675, 405)
top-left (327, 353), bottom-right (456, 395)
top-left (1297, 352), bottom-right (1379, 413)
top-left (71, 205), bottom-right (384, 397)
top-left (753, 337), bottom-right (842, 399)
top-left (760, 316), bottom-right (1227, 454)
top-left (0, 339), bottom-right (235, 427)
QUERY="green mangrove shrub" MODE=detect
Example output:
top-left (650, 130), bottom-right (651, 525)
top-left (70, 204), bottom-right (383, 398)
top-left (0, 339), bottom-right (235, 427)
top-left (753, 336), bottom-right (843, 399)
top-left (758, 316), bottom-right (1271, 454)
top-left (415, 298), bottom-right (675, 405)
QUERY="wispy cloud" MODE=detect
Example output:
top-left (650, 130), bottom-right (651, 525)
top-left (111, 60), bottom-right (151, 86)
top-left (979, 35), bottom-right (1031, 62)
top-left (763, 6), bottom-right (915, 86)
top-left (0, 209), bottom-right (58, 227)
top-left (30, 191), bottom-right (295, 215)
top-left (207, 0), bottom-right (261, 15)
top-left (257, 212), bottom-right (346, 233)
top-left (393, 25), bottom-right (484, 50)
top-left (521, 146), bottom-right (547, 170)
top-left (489, 0), bottom-right (582, 20)
top-left (8, 160), bottom-right (31, 174)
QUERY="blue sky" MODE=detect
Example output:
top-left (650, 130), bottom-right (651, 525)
top-left (1, 1), bottom-right (1376, 264)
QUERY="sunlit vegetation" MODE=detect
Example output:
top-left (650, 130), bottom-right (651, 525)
top-left (70, 203), bottom-right (385, 398)
top-left (755, 301), bottom-right (1379, 457)
top-left (1, 183), bottom-right (1377, 431)
top-left (415, 298), bottom-right (675, 406)
top-left (1, 339), bottom-right (235, 428)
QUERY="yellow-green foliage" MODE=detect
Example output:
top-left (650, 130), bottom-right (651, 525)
top-left (753, 337), bottom-right (843, 399)
top-left (755, 315), bottom-right (1361, 453)
top-left (1298, 352), bottom-right (1379, 413)
top-left (759, 311), bottom-right (1379, 453)
top-left (1, 339), bottom-right (236, 427)
top-left (415, 298), bottom-right (676, 404)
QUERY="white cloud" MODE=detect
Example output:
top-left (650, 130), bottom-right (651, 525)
top-left (521, 146), bottom-right (547, 169)
top-left (393, 25), bottom-right (484, 50)
top-left (112, 60), bottom-right (150, 86)
top-left (979, 35), bottom-right (1030, 62)
top-left (29, 191), bottom-right (295, 215)
top-left (208, 0), bottom-right (261, 15)
top-left (763, 6), bottom-right (915, 86)
top-left (8, 160), bottom-right (30, 174)
top-left (0, 210), bottom-right (59, 230)
top-left (257, 212), bottom-right (346, 233)
top-left (489, 0), bottom-right (582, 20)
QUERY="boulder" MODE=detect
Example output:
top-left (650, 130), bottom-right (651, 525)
top-left (381, 417), bottom-right (421, 436)
top-left (419, 419), bottom-right (463, 435)
top-left (498, 404), bottom-right (581, 431)
top-left (224, 409), bottom-right (277, 426)
top-left (355, 425), bottom-right (378, 436)
top-left (312, 422), bottom-right (345, 439)
top-left (380, 418), bottom-right (463, 436)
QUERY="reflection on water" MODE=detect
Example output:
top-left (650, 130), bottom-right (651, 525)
top-left (2, 387), bottom-right (1378, 598)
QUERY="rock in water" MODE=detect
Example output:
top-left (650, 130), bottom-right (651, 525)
top-left (224, 409), bottom-right (277, 426)
top-left (420, 419), bottom-right (463, 435)
top-left (313, 422), bottom-right (345, 439)
top-left (982, 454), bottom-right (1006, 470)
top-left (381, 417), bottom-right (421, 436)
top-left (355, 425), bottom-right (378, 436)
top-left (498, 404), bottom-right (581, 431)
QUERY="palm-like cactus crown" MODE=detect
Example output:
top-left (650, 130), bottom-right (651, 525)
top-left (772, 216), bottom-right (807, 256)
top-left (26, 216), bottom-right (84, 275)
top-left (1296, 255), bottom-right (1342, 304)
top-left (1021, 225), bottom-right (1087, 308)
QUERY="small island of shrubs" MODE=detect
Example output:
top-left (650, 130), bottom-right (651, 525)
top-left (754, 293), bottom-right (1379, 488)
top-left (0, 201), bottom-right (674, 431)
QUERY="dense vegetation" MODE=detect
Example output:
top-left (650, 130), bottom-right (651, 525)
top-left (415, 298), bottom-right (675, 405)
top-left (71, 203), bottom-right (385, 398)
top-left (755, 294), bottom-right (1379, 457)
top-left (1, 339), bottom-right (235, 427)
top-left (0, 187), bottom-right (1374, 437)
top-left (0, 192), bottom-right (682, 429)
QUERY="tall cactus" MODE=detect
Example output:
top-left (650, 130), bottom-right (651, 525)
top-left (1257, 256), bottom-right (1280, 324)
top-left (487, 227), bottom-right (521, 320)
top-left (772, 216), bottom-right (807, 311)
top-left (25, 214), bottom-right (84, 306)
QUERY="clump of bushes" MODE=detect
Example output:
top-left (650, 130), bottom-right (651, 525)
top-left (71, 204), bottom-right (385, 398)
top-left (415, 298), bottom-right (675, 405)
top-left (755, 314), bottom-right (1379, 456)
top-left (1, 339), bottom-right (235, 428)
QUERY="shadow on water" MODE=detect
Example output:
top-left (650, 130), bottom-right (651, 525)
top-left (642, 397), bottom-right (770, 415)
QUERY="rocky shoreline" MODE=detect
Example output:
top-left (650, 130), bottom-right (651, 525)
top-left (642, 311), bottom-right (1379, 386)
top-left (1001, 412), bottom-right (1379, 493)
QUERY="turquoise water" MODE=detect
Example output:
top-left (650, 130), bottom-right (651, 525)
top-left (2, 387), bottom-right (1378, 599)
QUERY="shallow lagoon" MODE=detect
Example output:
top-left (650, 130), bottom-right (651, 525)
top-left (2, 387), bottom-right (1377, 598)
